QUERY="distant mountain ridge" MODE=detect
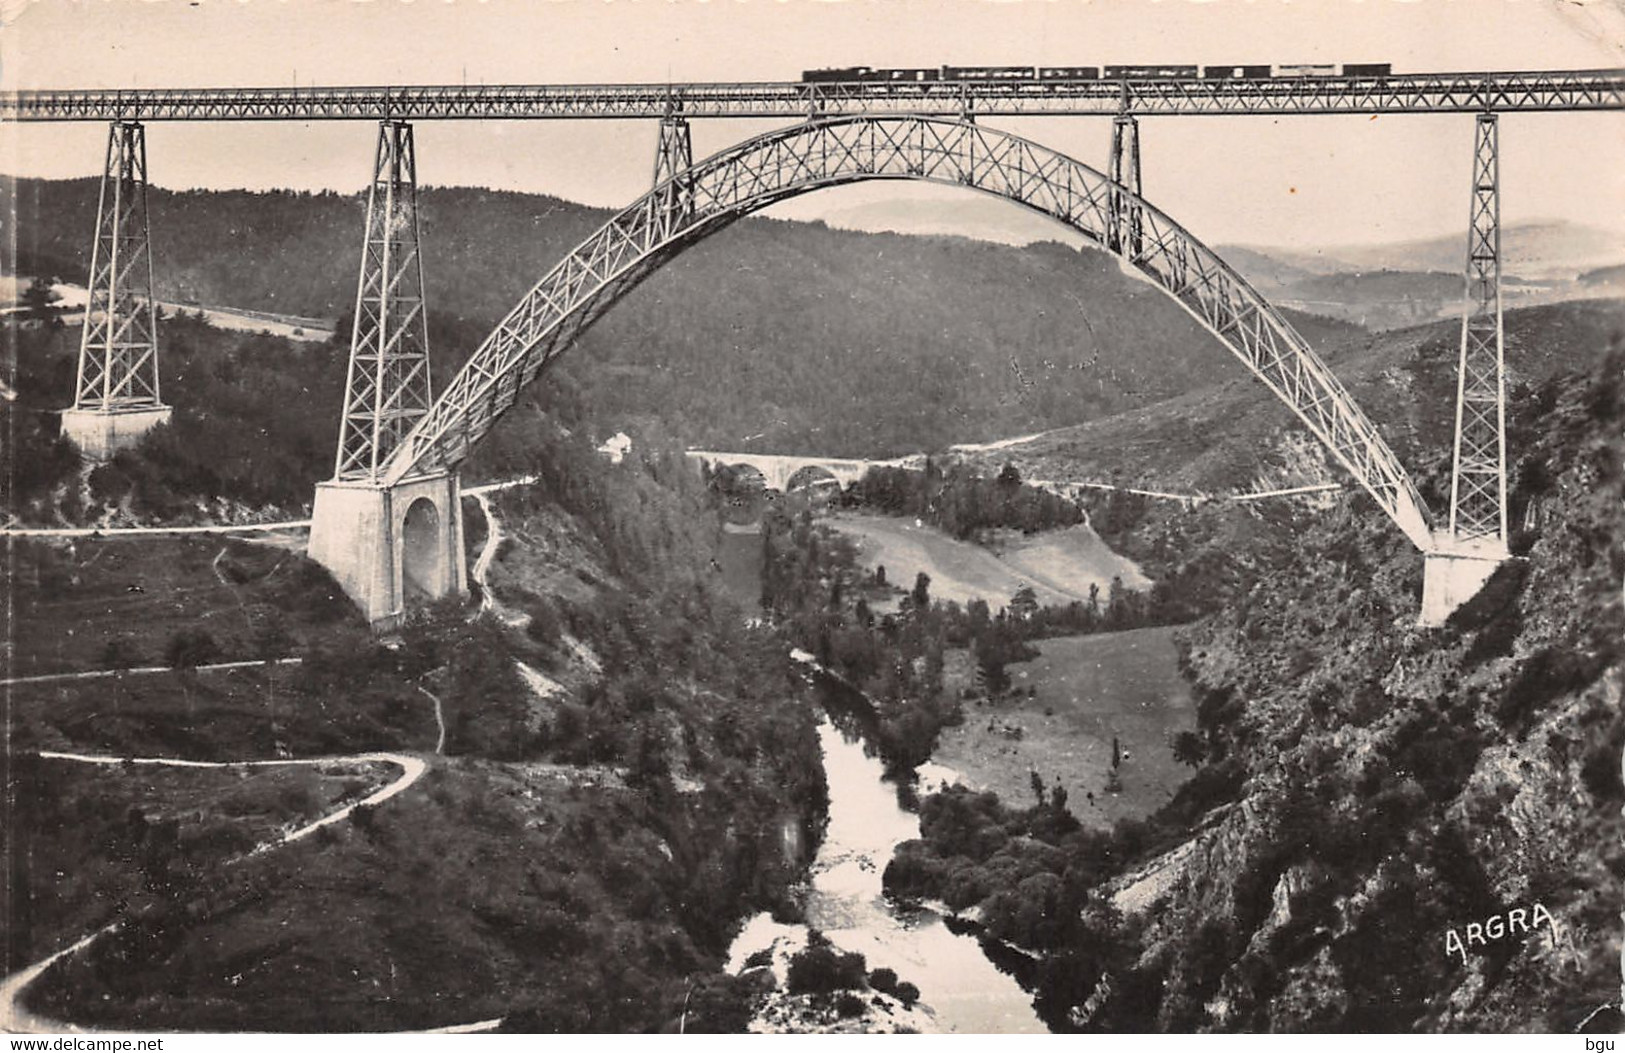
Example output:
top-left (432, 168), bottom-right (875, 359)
top-left (818, 196), bottom-right (1625, 331)
top-left (1226, 218), bottom-right (1625, 281)
top-left (817, 196), bottom-right (1625, 284)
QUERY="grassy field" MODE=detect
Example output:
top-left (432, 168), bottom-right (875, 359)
top-left (824, 513), bottom-right (1144, 610)
top-left (8, 535), bottom-right (357, 677)
top-left (5, 663), bottom-right (436, 760)
top-left (932, 627), bottom-right (1196, 829)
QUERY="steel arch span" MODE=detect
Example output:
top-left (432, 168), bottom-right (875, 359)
top-left (383, 114), bottom-right (1433, 549)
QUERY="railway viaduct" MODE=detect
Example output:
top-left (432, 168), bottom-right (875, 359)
top-left (8, 68), bottom-right (1623, 626)
top-left (686, 450), bottom-right (930, 492)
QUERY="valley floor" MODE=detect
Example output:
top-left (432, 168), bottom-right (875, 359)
top-left (824, 512), bottom-right (1146, 610)
top-left (935, 627), bottom-right (1197, 830)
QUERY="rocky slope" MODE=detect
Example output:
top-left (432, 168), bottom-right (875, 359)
top-left (1098, 345), bottom-right (1624, 1031)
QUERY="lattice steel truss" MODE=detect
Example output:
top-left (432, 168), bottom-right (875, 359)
top-left (333, 120), bottom-right (435, 481)
top-left (6, 69), bottom-right (1624, 122)
top-left (72, 121), bottom-right (162, 411)
top-left (380, 115), bottom-right (1433, 549)
top-left (1447, 113), bottom-right (1509, 549)
top-left (1107, 114), bottom-right (1143, 256)
top-left (649, 114), bottom-right (693, 238)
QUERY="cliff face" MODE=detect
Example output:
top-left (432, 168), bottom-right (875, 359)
top-left (1124, 352), bottom-right (1624, 1032)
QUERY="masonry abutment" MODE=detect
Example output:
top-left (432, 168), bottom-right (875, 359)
top-left (308, 473), bottom-right (466, 629)
top-left (306, 120), bottom-right (465, 626)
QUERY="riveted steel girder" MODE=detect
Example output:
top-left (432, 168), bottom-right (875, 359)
top-left (5, 70), bottom-right (1624, 121)
top-left (72, 121), bottom-right (162, 411)
top-left (380, 115), bottom-right (1433, 550)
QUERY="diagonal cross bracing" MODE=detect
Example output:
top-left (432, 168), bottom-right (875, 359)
top-left (1447, 112), bottom-right (1509, 548)
top-left (380, 115), bottom-right (1432, 549)
top-left (332, 120), bottom-right (436, 481)
top-left (73, 121), bottom-right (162, 411)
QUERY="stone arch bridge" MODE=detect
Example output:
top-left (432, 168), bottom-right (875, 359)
top-left (686, 450), bottom-right (925, 493)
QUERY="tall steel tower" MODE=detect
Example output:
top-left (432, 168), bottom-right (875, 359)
top-left (332, 119), bottom-right (435, 482)
top-left (1420, 112), bottom-right (1511, 624)
top-left (1448, 112), bottom-right (1509, 549)
top-left (60, 121), bottom-right (172, 458)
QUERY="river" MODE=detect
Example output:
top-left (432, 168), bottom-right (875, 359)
top-left (712, 515), bottom-right (1148, 1033)
top-left (726, 709), bottom-right (1049, 1033)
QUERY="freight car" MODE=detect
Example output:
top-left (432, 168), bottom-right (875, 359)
top-left (798, 62), bottom-right (1394, 83)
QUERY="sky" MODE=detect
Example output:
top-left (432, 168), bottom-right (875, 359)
top-left (2, 0), bottom-right (1623, 249)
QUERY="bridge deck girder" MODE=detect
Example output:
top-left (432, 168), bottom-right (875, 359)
top-left (5, 70), bottom-right (1625, 122)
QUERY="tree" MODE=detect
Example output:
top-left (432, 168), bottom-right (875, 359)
top-left (1106, 575), bottom-right (1129, 628)
top-left (21, 277), bottom-right (60, 322)
top-left (911, 571), bottom-right (931, 610)
top-left (997, 462), bottom-right (1023, 488)
top-left (1172, 731), bottom-right (1207, 768)
top-left (875, 564), bottom-right (887, 587)
top-left (1106, 735), bottom-right (1124, 793)
top-left (1010, 583), bottom-right (1039, 621)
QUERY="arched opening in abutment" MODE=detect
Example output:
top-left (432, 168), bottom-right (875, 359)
top-left (400, 495), bottom-right (442, 603)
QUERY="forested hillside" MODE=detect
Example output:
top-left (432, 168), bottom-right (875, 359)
top-left (959, 299), bottom-right (1625, 504)
top-left (881, 327), bottom-right (1625, 1032)
top-left (8, 410), bottom-right (826, 1031)
top-left (4, 176), bottom-right (1358, 458)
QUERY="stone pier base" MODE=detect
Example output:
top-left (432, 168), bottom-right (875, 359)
top-left (1418, 541), bottom-right (1509, 627)
top-left (59, 405), bottom-right (172, 460)
top-left (307, 471), bottom-right (466, 629)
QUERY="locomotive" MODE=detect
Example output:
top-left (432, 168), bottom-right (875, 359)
top-left (800, 62), bottom-right (1393, 83)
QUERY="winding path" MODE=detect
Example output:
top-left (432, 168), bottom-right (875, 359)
top-left (0, 748), bottom-right (501, 1034)
top-left (0, 657), bottom-right (302, 688)
top-left (0, 520), bottom-right (312, 539)
top-left (466, 483), bottom-right (532, 628)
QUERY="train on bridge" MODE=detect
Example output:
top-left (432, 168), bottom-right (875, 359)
top-left (802, 62), bottom-right (1393, 83)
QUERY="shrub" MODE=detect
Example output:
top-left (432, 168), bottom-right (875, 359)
top-left (1498, 648), bottom-right (1607, 731)
top-left (834, 992), bottom-right (867, 1019)
top-left (1581, 715), bottom-right (1625, 802)
top-left (894, 981), bottom-right (920, 1008)
top-left (866, 967), bottom-right (899, 996)
top-left (786, 940), bottom-right (867, 996)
